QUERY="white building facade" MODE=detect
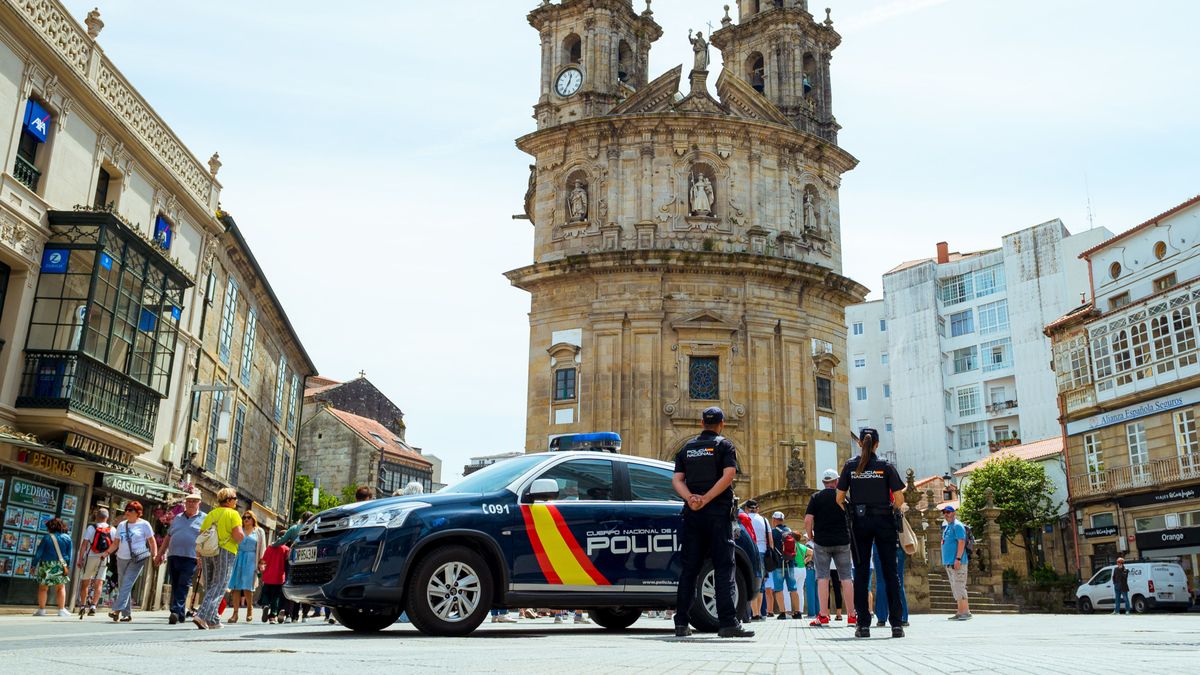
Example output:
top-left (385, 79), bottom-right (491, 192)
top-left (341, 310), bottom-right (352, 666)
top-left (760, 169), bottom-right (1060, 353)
top-left (845, 300), bottom-right (895, 463)
top-left (853, 219), bottom-right (1111, 478)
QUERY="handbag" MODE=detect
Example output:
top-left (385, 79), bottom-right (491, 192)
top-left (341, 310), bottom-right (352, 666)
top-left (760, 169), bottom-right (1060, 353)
top-left (899, 514), bottom-right (918, 556)
top-left (48, 532), bottom-right (70, 581)
top-left (196, 523), bottom-right (220, 558)
top-left (123, 523), bottom-right (152, 563)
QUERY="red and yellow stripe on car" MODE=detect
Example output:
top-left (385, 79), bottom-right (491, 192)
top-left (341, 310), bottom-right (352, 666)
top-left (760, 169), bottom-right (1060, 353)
top-left (521, 504), bottom-right (610, 586)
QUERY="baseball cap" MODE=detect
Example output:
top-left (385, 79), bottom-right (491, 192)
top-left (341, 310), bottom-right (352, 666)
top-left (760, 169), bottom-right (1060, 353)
top-left (702, 406), bottom-right (724, 423)
top-left (771, 511), bottom-right (785, 520)
top-left (821, 469), bottom-right (839, 482)
top-left (941, 505), bottom-right (956, 512)
top-left (184, 491), bottom-right (202, 501)
top-left (744, 499), bottom-right (758, 508)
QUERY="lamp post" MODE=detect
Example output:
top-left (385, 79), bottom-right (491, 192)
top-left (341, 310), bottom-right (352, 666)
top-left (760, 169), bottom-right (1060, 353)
top-left (941, 471), bottom-right (956, 502)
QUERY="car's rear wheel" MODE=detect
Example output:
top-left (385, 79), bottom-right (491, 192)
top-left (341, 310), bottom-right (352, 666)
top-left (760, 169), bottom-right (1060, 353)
top-left (1132, 594), bottom-right (1148, 614)
top-left (406, 545), bottom-right (492, 637)
top-left (332, 606), bottom-right (401, 633)
top-left (1077, 596), bottom-right (1093, 614)
top-left (589, 607), bottom-right (641, 631)
top-left (689, 561), bottom-right (747, 633)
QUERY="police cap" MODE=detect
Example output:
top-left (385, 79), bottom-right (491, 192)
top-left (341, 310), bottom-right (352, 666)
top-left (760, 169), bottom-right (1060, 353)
top-left (702, 407), bottom-right (725, 424)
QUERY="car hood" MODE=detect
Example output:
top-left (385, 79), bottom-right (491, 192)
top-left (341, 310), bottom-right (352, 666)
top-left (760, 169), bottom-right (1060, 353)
top-left (312, 491), bottom-right (504, 520)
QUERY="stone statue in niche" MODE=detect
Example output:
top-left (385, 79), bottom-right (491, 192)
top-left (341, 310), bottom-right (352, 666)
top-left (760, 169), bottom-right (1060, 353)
top-left (690, 172), bottom-right (714, 217)
top-left (803, 192), bottom-right (819, 233)
top-left (568, 180), bottom-right (588, 222)
top-left (786, 448), bottom-right (806, 490)
top-left (688, 30), bottom-right (709, 72)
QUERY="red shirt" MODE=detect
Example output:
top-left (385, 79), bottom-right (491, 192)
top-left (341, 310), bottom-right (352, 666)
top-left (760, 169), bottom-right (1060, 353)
top-left (262, 544), bottom-right (290, 585)
top-left (737, 512), bottom-right (757, 543)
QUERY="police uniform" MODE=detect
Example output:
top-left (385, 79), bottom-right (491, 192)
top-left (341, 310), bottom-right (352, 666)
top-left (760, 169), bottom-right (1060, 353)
top-left (672, 408), bottom-right (743, 635)
top-left (836, 429), bottom-right (905, 634)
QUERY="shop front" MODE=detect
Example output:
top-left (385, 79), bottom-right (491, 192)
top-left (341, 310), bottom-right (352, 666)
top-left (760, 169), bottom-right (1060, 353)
top-left (1120, 484), bottom-right (1200, 596)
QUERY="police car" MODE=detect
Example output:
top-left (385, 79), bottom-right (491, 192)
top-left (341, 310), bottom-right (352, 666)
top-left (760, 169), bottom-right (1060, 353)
top-left (283, 433), bottom-right (762, 637)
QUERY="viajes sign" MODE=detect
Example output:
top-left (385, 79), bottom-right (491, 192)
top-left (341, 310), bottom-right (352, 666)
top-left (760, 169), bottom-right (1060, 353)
top-left (1066, 386), bottom-right (1200, 436)
top-left (1118, 485), bottom-right (1200, 509)
top-left (1083, 526), bottom-right (1118, 538)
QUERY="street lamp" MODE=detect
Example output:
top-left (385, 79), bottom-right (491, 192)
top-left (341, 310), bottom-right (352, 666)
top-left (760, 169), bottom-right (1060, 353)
top-left (942, 471), bottom-right (956, 502)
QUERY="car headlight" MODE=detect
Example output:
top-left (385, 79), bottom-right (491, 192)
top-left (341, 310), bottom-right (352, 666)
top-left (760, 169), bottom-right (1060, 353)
top-left (345, 502), bottom-right (429, 530)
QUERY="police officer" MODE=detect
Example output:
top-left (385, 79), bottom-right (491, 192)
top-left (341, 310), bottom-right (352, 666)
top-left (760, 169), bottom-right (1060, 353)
top-left (671, 407), bottom-right (754, 639)
top-left (835, 428), bottom-right (906, 639)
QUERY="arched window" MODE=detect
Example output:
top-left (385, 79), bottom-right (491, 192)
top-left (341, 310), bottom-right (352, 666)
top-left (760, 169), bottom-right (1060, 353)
top-left (802, 53), bottom-right (817, 97)
top-left (1130, 322), bottom-right (1151, 373)
top-left (746, 52), bottom-right (765, 93)
top-left (618, 40), bottom-right (633, 84)
top-left (1112, 329), bottom-right (1131, 373)
top-left (1092, 335), bottom-right (1113, 379)
top-left (563, 34), bottom-right (582, 65)
top-left (1152, 314), bottom-right (1175, 367)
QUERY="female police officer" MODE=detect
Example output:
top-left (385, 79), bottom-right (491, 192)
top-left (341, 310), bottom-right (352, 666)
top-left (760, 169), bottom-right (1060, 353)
top-left (835, 428), bottom-right (906, 638)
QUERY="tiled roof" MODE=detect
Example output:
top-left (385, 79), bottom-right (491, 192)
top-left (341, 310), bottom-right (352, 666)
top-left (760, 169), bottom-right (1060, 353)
top-left (326, 408), bottom-right (431, 469)
top-left (1044, 301), bottom-right (1096, 334)
top-left (308, 376), bottom-right (340, 388)
top-left (304, 376), bottom-right (343, 398)
top-left (954, 437), bottom-right (1063, 476)
top-left (1078, 194), bottom-right (1200, 259)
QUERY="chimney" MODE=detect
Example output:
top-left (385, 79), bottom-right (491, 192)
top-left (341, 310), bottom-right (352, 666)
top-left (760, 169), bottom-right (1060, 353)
top-left (936, 241), bottom-right (950, 265)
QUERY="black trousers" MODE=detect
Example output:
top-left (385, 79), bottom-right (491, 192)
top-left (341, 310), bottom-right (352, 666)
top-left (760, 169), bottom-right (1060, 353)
top-left (849, 513), bottom-right (903, 628)
top-left (675, 508), bottom-right (738, 629)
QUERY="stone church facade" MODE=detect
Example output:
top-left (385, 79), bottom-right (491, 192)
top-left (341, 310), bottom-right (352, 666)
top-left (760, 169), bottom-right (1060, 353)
top-left (506, 0), bottom-right (867, 499)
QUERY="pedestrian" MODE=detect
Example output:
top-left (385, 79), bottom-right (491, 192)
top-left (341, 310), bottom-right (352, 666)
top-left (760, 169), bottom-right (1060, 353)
top-left (835, 427), bottom-right (906, 638)
top-left (32, 517), bottom-right (73, 617)
top-left (874, 543), bottom-right (909, 627)
top-left (769, 512), bottom-right (802, 619)
top-left (804, 468), bottom-right (855, 627)
top-left (75, 508), bottom-right (113, 616)
top-left (402, 481), bottom-right (424, 495)
top-left (193, 488), bottom-right (246, 629)
top-left (740, 499), bottom-right (771, 621)
top-left (227, 510), bottom-right (265, 623)
top-left (671, 406), bottom-right (754, 638)
top-left (261, 536), bottom-right (290, 623)
top-left (354, 485), bottom-right (374, 501)
top-left (802, 534), bottom-right (819, 617)
top-left (1112, 557), bottom-right (1131, 615)
top-left (109, 501), bottom-right (157, 623)
top-left (279, 511), bottom-right (313, 624)
top-left (155, 492), bottom-right (206, 625)
top-left (940, 505), bottom-right (972, 621)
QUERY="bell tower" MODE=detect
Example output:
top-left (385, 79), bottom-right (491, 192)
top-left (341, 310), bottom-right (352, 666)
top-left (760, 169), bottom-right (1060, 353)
top-left (711, 0), bottom-right (841, 142)
top-left (528, 0), bottom-right (663, 129)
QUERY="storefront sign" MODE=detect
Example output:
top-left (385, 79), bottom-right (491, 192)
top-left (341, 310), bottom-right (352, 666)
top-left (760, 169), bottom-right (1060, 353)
top-left (1066, 386), bottom-right (1200, 436)
top-left (15, 449), bottom-right (76, 479)
top-left (1084, 526), bottom-right (1118, 538)
top-left (64, 433), bottom-right (134, 469)
top-left (8, 477), bottom-right (59, 511)
top-left (101, 474), bottom-right (167, 502)
top-left (1118, 485), bottom-right (1200, 509)
top-left (40, 248), bottom-right (69, 274)
top-left (1135, 526), bottom-right (1200, 551)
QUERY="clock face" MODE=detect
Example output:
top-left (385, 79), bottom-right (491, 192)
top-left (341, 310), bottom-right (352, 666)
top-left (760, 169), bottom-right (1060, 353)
top-left (556, 68), bottom-right (583, 97)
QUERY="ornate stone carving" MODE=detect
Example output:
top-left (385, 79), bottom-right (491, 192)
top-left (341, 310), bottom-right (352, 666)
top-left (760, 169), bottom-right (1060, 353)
top-left (688, 30), bottom-right (709, 72)
top-left (568, 180), bottom-right (588, 221)
top-left (208, 152), bottom-right (222, 176)
top-left (803, 192), bottom-right (818, 232)
top-left (14, 1), bottom-right (91, 75)
top-left (689, 172), bottom-right (714, 216)
top-left (84, 7), bottom-right (104, 39)
top-left (786, 448), bottom-right (807, 490)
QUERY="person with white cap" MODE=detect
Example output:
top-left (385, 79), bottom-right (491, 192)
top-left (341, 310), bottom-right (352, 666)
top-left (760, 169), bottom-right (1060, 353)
top-left (156, 492), bottom-right (207, 625)
top-left (768, 511), bottom-right (802, 619)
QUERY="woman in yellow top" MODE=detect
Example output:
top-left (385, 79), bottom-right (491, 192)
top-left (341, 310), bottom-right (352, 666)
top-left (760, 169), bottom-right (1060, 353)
top-left (192, 487), bottom-right (245, 630)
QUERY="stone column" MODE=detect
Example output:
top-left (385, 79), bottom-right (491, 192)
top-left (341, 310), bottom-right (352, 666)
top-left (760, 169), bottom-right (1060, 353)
top-left (902, 471), bottom-right (930, 612)
top-left (979, 488), bottom-right (1005, 599)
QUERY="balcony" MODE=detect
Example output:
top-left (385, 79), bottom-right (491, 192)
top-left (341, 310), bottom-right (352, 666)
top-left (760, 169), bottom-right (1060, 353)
top-left (15, 351), bottom-right (160, 442)
top-left (986, 399), bottom-right (1018, 416)
top-left (12, 155), bottom-right (41, 192)
top-left (988, 437), bottom-right (1021, 452)
top-left (1062, 385), bottom-right (1096, 414)
top-left (1070, 454), bottom-right (1200, 500)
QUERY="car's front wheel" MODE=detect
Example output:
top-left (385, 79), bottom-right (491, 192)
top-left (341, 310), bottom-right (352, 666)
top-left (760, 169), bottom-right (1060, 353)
top-left (406, 545), bottom-right (493, 636)
top-left (1077, 596), bottom-right (1093, 614)
top-left (589, 607), bottom-right (641, 631)
top-left (332, 606), bottom-right (401, 633)
top-left (689, 560), bottom-right (747, 633)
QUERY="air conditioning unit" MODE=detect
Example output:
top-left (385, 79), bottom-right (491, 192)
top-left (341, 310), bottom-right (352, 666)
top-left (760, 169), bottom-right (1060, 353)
top-left (160, 441), bottom-right (176, 465)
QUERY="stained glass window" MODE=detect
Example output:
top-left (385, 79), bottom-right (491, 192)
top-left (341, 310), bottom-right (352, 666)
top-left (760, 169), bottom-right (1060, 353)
top-left (689, 357), bottom-right (719, 400)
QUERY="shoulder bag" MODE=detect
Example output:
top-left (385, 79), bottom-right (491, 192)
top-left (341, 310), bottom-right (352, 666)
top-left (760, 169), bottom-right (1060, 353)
top-left (124, 522), bottom-right (151, 563)
top-left (48, 532), bottom-right (70, 581)
top-left (899, 514), bottom-right (918, 556)
top-left (195, 511), bottom-right (224, 558)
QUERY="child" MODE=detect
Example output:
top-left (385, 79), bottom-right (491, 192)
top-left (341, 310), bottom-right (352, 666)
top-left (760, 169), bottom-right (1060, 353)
top-left (261, 538), bottom-right (290, 623)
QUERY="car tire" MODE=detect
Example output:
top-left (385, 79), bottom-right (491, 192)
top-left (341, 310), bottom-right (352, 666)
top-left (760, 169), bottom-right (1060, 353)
top-left (589, 607), bottom-right (641, 631)
top-left (332, 606), bottom-right (401, 633)
top-left (1131, 595), bottom-right (1147, 614)
top-left (406, 545), bottom-right (493, 637)
top-left (1077, 596), bottom-right (1093, 614)
top-left (688, 560), bottom-right (748, 633)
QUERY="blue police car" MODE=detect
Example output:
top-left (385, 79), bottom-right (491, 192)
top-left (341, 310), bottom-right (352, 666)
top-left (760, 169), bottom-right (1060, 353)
top-left (283, 434), bottom-right (762, 637)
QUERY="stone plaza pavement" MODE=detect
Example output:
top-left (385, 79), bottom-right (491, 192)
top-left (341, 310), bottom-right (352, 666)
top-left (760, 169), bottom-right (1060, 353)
top-left (0, 610), bottom-right (1194, 673)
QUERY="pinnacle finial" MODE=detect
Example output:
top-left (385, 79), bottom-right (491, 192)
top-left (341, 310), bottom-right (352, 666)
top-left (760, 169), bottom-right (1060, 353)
top-left (722, 5), bottom-right (732, 26)
top-left (85, 7), bottom-right (104, 39)
top-left (208, 152), bottom-right (222, 176)
top-left (825, 7), bottom-right (833, 26)
top-left (643, 0), bottom-right (653, 17)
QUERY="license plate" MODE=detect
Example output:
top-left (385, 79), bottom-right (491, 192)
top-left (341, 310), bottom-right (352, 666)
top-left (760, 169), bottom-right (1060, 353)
top-left (1160, 592), bottom-right (1174, 599)
top-left (294, 546), bottom-right (318, 563)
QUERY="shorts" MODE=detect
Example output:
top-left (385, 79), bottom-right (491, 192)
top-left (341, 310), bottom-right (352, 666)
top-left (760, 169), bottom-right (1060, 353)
top-left (812, 543), bottom-right (852, 580)
top-left (770, 564), bottom-right (798, 592)
top-left (81, 554), bottom-right (106, 581)
top-left (946, 565), bottom-right (969, 600)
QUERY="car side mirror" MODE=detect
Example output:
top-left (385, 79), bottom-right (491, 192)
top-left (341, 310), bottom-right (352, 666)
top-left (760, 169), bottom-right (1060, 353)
top-left (525, 478), bottom-right (560, 503)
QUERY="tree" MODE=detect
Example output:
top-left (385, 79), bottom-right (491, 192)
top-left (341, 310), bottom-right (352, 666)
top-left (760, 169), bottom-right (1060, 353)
top-left (291, 472), bottom-right (342, 520)
top-left (959, 455), bottom-right (1059, 573)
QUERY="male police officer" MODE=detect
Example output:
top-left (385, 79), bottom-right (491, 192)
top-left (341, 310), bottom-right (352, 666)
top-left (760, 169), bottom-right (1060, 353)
top-left (671, 407), bottom-right (754, 638)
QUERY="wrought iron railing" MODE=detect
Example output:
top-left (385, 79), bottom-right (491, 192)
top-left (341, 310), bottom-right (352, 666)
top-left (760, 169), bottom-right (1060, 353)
top-left (986, 400), bottom-right (1019, 415)
top-left (15, 351), bottom-right (159, 441)
top-left (13, 155), bottom-right (41, 192)
top-left (1070, 454), bottom-right (1200, 499)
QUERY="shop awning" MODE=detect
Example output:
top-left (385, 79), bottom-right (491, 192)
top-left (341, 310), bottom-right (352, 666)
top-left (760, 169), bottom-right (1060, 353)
top-left (1, 434), bottom-right (186, 499)
top-left (102, 473), bottom-right (189, 497)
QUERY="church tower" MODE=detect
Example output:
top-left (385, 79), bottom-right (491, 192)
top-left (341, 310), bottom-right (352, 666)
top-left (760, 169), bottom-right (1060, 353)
top-left (507, 0), bottom-right (867, 502)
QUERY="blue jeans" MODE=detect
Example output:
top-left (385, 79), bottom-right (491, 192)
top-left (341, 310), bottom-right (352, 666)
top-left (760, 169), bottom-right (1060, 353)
top-left (167, 555), bottom-right (198, 619)
top-left (874, 545), bottom-right (908, 623)
top-left (1114, 590), bottom-right (1130, 613)
top-left (112, 557), bottom-right (148, 617)
top-left (804, 566), bottom-right (818, 616)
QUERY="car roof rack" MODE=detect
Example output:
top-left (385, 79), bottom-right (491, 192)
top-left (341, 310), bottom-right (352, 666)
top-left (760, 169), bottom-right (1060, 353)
top-left (549, 432), bottom-right (621, 454)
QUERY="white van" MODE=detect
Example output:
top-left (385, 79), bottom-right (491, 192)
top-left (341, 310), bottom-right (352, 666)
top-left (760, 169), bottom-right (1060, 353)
top-left (1076, 562), bottom-right (1192, 613)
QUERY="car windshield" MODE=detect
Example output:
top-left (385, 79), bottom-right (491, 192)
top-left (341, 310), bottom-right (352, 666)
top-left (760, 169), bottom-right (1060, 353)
top-left (440, 454), bottom-right (547, 494)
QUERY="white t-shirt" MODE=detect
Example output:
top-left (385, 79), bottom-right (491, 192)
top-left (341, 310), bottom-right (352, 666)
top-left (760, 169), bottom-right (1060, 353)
top-left (114, 519), bottom-right (155, 560)
top-left (747, 512), bottom-right (769, 553)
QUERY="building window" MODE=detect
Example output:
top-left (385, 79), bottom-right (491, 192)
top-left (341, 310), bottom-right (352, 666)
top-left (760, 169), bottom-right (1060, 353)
top-left (957, 386), bottom-right (980, 417)
top-left (14, 99), bottom-right (51, 192)
top-left (1174, 409), bottom-right (1199, 472)
top-left (1055, 334), bottom-right (1091, 390)
top-left (937, 316), bottom-right (946, 337)
top-left (1084, 433), bottom-right (1104, 487)
top-left (944, 390), bottom-right (952, 412)
top-left (1154, 273), bottom-right (1177, 293)
top-left (853, 356), bottom-right (866, 368)
top-left (1109, 262), bottom-right (1122, 280)
top-left (190, 390), bottom-right (201, 421)
top-left (274, 356), bottom-right (288, 422)
top-left (153, 214), bottom-right (173, 251)
top-left (1126, 422), bottom-right (1149, 481)
top-left (852, 322), bottom-right (864, 336)
top-left (1111, 329), bottom-right (1131, 374)
top-left (554, 367), bottom-right (577, 401)
top-left (1154, 241), bottom-right (1168, 260)
top-left (855, 386), bottom-right (867, 401)
top-left (885, 420), bottom-right (893, 432)
top-left (217, 277), bottom-right (238, 364)
top-left (953, 346), bottom-right (978, 374)
top-left (816, 377), bottom-right (833, 410)
top-left (264, 436), bottom-right (278, 508)
top-left (1108, 293), bottom-right (1131, 311)
top-left (883, 383), bottom-right (891, 398)
top-left (940, 274), bottom-right (971, 306)
top-left (879, 319), bottom-right (887, 332)
top-left (974, 265), bottom-right (1006, 299)
top-left (978, 299), bottom-right (1009, 335)
top-left (287, 373), bottom-right (300, 436)
top-left (949, 310), bottom-right (974, 337)
top-left (958, 423), bottom-right (984, 450)
top-left (205, 391), bottom-right (224, 472)
top-left (93, 167), bottom-right (112, 209)
top-left (881, 352), bottom-right (889, 366)
top-left (1091, 512), bottom-right (1115, 529)
top-left (689, 357), bottom-right (719, 400)
top-left (228, 403), bottom-right (246, 484)
top-left (280, 448), bottom-right (292, 508)
top-left (239, 307), bottom-right (257, 385)
top-left (982, 338), bottom-right (1012, 372)
top-left (812, 338), bottom-right (833, 355)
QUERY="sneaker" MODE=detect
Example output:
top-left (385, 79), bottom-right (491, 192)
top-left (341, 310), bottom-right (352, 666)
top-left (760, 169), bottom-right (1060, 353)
top-left (32, 609), bottom-right (46, 617)
top-left (57, 609), bottom-right (72, 618)
top-left (192, 616), bottom-right (208, 630)
top-left (854, 626), bottom-right (870, 638)
top-left (809, 615), bottom-right (830, 626)
top-left (207, 621), bottom-right (222, 629)
top-left (674, 625), bottom-right (692, 637)
top-left (848, 615), bottom-right (857, 625)
top-left (750, 615), bottom-right (762, 622)
top-left (777, 613), bottom-right (788, 620)
top-left (791, 613), bottom-right (802, 620)
top-left (892, 626), bottom-right (905, 638)
top-left (947, 614), bottom-right (963, 620)
top-left (119, 616), bottom-right (132, 622)
top-left (574, 615), bottom-right (590, 624)
top-left (958, 613), bottom-right (973, 621)
top-left (169, 613), bottom-right (178, 625)
top-left (717, 625), bottom-right (755, 638)
top-left (497, 615), bottom-right (518, 624)
top-left (87, 606), bottom-right (96, 616)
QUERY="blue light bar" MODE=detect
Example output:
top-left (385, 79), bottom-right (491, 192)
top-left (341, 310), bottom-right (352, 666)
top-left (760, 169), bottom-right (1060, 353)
top-left (549, 432), bottom-right (622, 453)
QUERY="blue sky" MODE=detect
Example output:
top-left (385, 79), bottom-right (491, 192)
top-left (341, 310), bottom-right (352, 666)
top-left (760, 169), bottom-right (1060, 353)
top-left (62, 1), bottom-right (1200, 479)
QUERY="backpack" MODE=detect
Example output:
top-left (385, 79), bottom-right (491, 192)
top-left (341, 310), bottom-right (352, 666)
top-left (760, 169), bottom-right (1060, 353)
top-left (962, 524), bottom-right (976, 559)
top-left (90, 524), bottom-right (113, 554)
top-left (781, 531), bottom-right (797, 560)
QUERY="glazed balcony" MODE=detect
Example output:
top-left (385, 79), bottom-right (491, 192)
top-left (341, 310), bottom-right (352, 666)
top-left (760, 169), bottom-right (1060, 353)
top-left (15, 350), bottom-right (159, 442)
top-left (1070, 454), bottom-right (1200, 500)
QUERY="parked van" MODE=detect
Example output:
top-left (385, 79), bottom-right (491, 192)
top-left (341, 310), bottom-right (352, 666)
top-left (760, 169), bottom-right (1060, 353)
top-left (1076, 562), bottom-right (1192, 613)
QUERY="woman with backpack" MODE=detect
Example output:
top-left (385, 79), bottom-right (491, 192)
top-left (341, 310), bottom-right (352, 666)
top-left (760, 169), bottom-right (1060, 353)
top-left (193, 488), bottom-right (246, 629)
top-left (110, 501), bottom-right (157, 622)
top-left (33, 518), bottom-right (73, 617)
top-left (76, 508), bottom-right (113, 616)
